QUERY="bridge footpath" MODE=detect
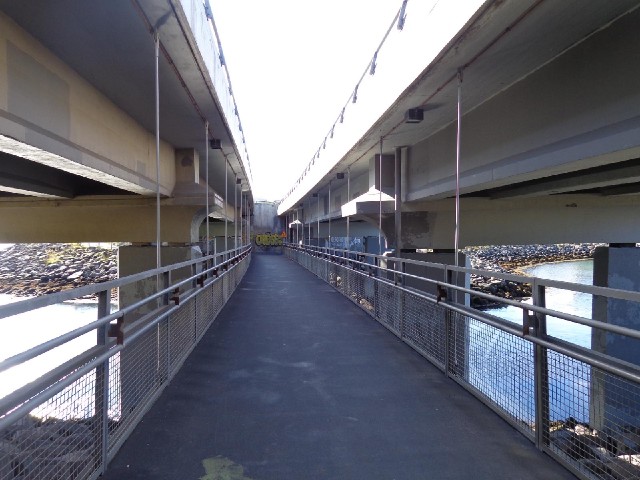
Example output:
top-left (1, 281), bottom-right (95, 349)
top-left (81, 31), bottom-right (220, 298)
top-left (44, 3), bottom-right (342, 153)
top-left (102, 254), bottom-right (575, 480)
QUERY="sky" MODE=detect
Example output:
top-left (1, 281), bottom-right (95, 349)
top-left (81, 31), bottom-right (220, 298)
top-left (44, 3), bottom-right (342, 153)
top-left (211, 0), bottom-right (406, 201)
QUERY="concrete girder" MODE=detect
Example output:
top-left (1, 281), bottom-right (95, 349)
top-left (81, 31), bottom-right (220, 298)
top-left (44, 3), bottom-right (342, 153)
top-left (0, 197), bottom-right (210, 244)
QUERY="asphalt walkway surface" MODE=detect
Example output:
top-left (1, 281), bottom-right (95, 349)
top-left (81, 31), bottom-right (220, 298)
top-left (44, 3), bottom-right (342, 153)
top-left (102, 254), bottom-right (576, 480)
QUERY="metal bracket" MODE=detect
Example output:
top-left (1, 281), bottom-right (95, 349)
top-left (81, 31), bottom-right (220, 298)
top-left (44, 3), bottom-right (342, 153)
top-left (107, 317), bottom-right (124, 345)
top-left (436, 285), bottom-right (447, 303)
top-left (171, 287), bottom-right (181, 305)
top-left (522, 310), bottom-right (537, 336)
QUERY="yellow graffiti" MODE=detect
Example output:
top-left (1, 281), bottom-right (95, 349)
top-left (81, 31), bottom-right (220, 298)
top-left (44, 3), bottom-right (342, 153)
top-left (200, 456), bottom-right (253, 480)
top-left (254, 233), bottom-right (283, 246)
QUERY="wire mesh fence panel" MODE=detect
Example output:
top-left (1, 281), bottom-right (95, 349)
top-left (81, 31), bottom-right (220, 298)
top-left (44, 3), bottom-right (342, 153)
top-left (334, 264), bottom-right (348, 296)
top-left (108, 323), bottom-right (168, 456)
top-left (344, 269), bottom-right (374, 315)
top-left (211, 278), bottom-right (224, 319)
top-left (401, 290), bottom-right (446, 369)
top-left (168, 298), bottom-right (196, 375)
top-left (450, 311), bottom-right (535, 438)
top-left (545, 353), bottom-right (640, 479)
top-left (222, 274), bottom-right (230, 304)
top-left (374, 280), bottom-right (401, 336)
top-left (196, 283), bottom-right (214, 339)
top-left (0, 370), bottom-right (101, 480)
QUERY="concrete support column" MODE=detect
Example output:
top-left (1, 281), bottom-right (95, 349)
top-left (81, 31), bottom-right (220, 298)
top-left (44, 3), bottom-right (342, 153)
top-left (394, 147), bottom-right (403, 255)
top-left (117, 245), bottom-right (202, 416)
top-left (591, 245), bottom-right (640, 430)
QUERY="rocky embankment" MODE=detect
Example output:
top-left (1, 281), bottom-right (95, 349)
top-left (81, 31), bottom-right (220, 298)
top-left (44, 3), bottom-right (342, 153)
top-left (0, 243), bottom-right (602, 301)
top-left (464, 244), bottom-right (601, 308)
top-left (0, 243), bottom-right (117, 298)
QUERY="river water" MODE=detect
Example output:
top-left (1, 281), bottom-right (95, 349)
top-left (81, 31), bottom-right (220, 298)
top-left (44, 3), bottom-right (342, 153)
top-left (487, 259), bottom-right (593, 347)
top-left (477, 259), bottom-right (593, 422)
top-left (1, 259), bottom-right (594, 421)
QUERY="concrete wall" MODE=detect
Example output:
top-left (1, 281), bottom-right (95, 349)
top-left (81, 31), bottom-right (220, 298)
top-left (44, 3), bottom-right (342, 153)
top-left (406, 10), bottom-right (640, 201)
top-left (0, 12), bottom-right (175, 196)
top-left (253, 201), bottom-right (282, 234)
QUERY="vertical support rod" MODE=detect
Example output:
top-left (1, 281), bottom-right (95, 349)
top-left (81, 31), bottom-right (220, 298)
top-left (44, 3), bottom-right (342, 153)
top-left (317, 194), bottom-right (320, 248)
top-left (154, 30), bottom-right (161, 271)
top-left (224, 159), bottom-right (228, 258)
top-left (205, 122), bottom-right (210, 257)
top-left (378, 137), bottom-right (383, 256)
top-left (454, 70), bottom-right (463, 269)
top-left (328, 181), bottom-right (331, 249)
top-left (308, 198), bottom-right (311, 246)
top-left (347, 167), bottom-right (351, 254)
top-left (95, 290), bottom-right (110, 475)
top-left (240, 191), bottom-right (243, 247)
top-left (234, 176), bottom-right (238, 251)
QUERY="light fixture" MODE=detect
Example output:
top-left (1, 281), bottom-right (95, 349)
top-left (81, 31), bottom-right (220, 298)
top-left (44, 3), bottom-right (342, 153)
top-left (336, 173), bottom-right (345, 180)
top-left (369, 51), bottom-right (378, 75)
top-left (397, 0), bottom-right (408, 30)
top-left (209, 138), bottom-right (221, 149)
top-left (405, 107), bottom-right (424, 124)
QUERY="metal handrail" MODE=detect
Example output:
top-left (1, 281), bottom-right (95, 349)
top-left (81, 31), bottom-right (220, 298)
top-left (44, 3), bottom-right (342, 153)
top-left (289, 243), bottom-right (640, 339)
top-left (0, 245), bottom-right (251, 373)
top-left (285, 243), bottom-right (640, 384)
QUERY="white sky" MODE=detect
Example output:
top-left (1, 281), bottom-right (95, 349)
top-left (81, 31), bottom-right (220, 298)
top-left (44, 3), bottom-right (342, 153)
top-left (211, 1), bottom-right (485, 204)
top-left (211, 0), bottom-right (406, 201)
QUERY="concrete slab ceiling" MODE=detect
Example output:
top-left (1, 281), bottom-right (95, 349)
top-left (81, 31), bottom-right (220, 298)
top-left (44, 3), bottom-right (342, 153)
top-left (279, 0), bottom-right (640, 215)
top-left (0, 0), bottom-right (251, 200)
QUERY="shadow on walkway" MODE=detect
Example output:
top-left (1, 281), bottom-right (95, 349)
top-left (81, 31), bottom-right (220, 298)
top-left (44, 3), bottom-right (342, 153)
top-left (102, 254), bottom-right (575, 480)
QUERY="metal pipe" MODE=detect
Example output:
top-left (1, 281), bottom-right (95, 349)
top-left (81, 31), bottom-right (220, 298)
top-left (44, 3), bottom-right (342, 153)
top-left (347, 167), bottom-right (350, 253)
top-left (455, 70), bottom-right (462, 268)
top-left (317, 194), bottom-right (320, 247)
top-left (224, 159), bottom-right (228, 256)
top-left (328, 181), bottom-right (332, 248)
top-left (155, 30), bottom-right (161, 270)
top-left (234, 176), bottom-right (238, 249)
top-left (240, 191), bottom-right (243, 247)
top-left (205, 122), bottom-right (210, 257)
top-left (307, 198), bottom-right (311, 246)
top-left (379, 137), bottom-right (383, 255)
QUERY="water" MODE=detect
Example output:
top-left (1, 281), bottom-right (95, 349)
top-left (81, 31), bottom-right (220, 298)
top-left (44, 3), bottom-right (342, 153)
top-left (478, 259), bottom-right (594, 422)
top-left (1, 260), bottom-right (594, 422)
top-left (0, 294), bottom-right (119, 418)
top-left (487, 259), bottom-right (593, 347)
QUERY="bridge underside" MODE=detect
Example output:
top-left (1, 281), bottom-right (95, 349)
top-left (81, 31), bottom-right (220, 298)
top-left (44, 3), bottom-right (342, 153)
top-left (0, 1), bottom-right (251, 245)
top-left (281, 1), bottom-right (640, 250)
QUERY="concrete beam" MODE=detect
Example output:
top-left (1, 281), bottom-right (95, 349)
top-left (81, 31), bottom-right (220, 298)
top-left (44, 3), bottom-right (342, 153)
top-left (0, 197), bottom-right (204, 243)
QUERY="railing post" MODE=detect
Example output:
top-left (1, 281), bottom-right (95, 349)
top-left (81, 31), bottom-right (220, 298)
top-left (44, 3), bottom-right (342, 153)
top-left (163, 271), bottom-right (171, 380)
top-left (533, 280), bottom-right (550, 450)
top-left (398, 259), bottom-right (405, 339)
top-left (95, 289), bottom-right (111, 474)
top-left (444, 267), bottom-right (452, 377)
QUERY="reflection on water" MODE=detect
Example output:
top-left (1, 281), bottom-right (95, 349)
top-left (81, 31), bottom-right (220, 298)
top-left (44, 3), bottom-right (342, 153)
top-left (0, 295), bottom-right (119, 418)
top-left (474, 260), bottom-right (594, 422)
top-left (487, 259), bottom-right (593, 347)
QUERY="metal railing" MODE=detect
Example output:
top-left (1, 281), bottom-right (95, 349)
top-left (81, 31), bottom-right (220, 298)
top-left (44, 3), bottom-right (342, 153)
top-left (285, 244), bottom-right (640, 480)
top-left (0, 245), bottom-right (251, 480)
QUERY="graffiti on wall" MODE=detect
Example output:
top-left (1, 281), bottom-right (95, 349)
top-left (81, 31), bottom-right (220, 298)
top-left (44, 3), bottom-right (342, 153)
top-left (253, 232), bottom-right (286, 247)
